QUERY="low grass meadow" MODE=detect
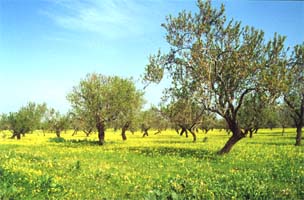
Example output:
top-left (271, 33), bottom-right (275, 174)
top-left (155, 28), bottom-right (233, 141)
top-left (0, 128), bottom-right (303, 199)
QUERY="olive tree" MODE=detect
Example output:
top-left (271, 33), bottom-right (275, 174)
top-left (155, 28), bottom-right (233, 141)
top-left (139, 108), bottom-right (168, 137)
top-left (144, 0), bottom-right (287, 154)
top-left (67, 73), bottom-right (143, 145)
top-left (109, 78), bottom-right (144, 140)
top-left (159, 98), bottom-right (204, 142)
top-left (6, 102), bottom-right (47, 139)
top-left (70, 113), bottom-right (96, 137)
top-left (276, 104), bottom-right (293, 135)
top-left (284, 43), bottom-right (304, 146)
top-left (238, 93), bottom-right (267, 138)
top-left (46, 109), bottom-right (70, 138)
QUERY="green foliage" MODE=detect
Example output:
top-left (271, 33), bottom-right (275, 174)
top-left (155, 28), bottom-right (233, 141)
top-left (67, 73), bottom-right (144, 142)
top-left (282, 43), bottom-right (304, 145)
top-left (46, 110), bottom-right (70, 137)
top-left (143, 0), bottom-right (288, 153)
top-left (4, 102), bottom-right (47, 139)
top-left (284, 44), bottom-right (304, 126)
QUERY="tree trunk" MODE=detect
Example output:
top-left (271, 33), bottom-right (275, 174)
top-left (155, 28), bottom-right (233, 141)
top-left (249, 130), bottom-right (254, 138)
top-left (56, 130), bottom-right (61, 138)
top-left (188, 129), bottom-right (196, 142)
top-left (11, 132), bottom-right (21, 140)
top-left (295, 123), bottom-right (302, 146)
top-left (121, 122), bottom-right (130, 141)
top-left (97, 122), bottom-right (105, 145)
top-left (154, 130), bottom-right (161, 135)
top-left (282, 126), bottom-right (285, 136)
top-left (218, 133), bottom-right (244, 154)
top-left (218, 118), bottom-right (245, 155)
top-left (121, 127), bottom-right (127, 141)
top-left (142, 128), bottom-right (149, 137)
top-left (180, 127), bottom-right (188, 138)
top-left (121, 129), bottom-right (127, 140)
top-left (72, 129), bottom-right (78, 136)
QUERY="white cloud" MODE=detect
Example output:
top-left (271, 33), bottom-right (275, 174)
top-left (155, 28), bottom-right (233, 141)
top-left (41, 0), bottom-right (149, 39)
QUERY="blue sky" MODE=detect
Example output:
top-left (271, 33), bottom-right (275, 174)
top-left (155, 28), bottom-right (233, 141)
top-left (0, 0), bottom-right (303, 113)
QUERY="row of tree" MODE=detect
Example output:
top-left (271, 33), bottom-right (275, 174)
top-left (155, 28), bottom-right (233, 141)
top-left (0, 92), bottom-right (296, 142)
top-left (0, 0), bottom-right (302, 155)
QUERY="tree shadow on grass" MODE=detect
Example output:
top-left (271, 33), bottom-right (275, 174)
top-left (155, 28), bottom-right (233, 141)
top-left (127, 146), bottom-right (218, 160)
top-left (49, 137), bottom-right (100, 146)
top-left (246, 141), bottom-right (294, 146)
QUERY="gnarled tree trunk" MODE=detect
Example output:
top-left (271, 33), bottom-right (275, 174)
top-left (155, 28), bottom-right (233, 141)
top-left (11, 131), bottom-right (21, 140)
top-left (121, 122), bottom-right (129, 141)
top-left (218, 118), bottom-right (245, 155)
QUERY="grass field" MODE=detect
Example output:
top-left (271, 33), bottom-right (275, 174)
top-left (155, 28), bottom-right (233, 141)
top-left (0, 129), bottom-right (303, 199)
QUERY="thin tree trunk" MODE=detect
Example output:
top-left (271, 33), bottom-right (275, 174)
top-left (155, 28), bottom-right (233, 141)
top-left (295, 123), bottom-right (302, 146)
top-left (188, 129), bottom-right (196, 142)
top-left (154, 130), bottom-right (161, 135)
top-left (249, 130), bottom-right (254, 138)
top-left (142, 128), bottom-right (149, 137)
top-left (282, 126), bottom-right (285, 136)
top-left (72, 129), bottom-right (78, 136)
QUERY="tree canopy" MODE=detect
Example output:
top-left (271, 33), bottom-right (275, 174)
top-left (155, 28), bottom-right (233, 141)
top-left (67, 73), bottom-right (144, 144)
top-left (144, 0), bottom-right (288, 154)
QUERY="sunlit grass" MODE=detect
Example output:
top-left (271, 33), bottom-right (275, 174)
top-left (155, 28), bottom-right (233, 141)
top-left (0, 128), bottom-right (303, 199)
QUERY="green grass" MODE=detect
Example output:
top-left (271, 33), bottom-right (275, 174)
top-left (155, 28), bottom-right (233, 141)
top-left (0, 129), bottom-right (303, 199)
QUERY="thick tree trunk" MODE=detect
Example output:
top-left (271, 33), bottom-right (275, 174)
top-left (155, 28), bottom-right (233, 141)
top-left (122, 129), bottom-right (127, 140)
top-left (218, 133), bottom-right (244, 154)
top-left (121, 122), bottom-right (130, 141)
top-left (97, 122), bottom-right (105, 145)
top-left (121, 127), bottom-right (127, 141)
top-left (180, 127), bottom-right (188, 138)
top-left (56, 130), bottom-right (61, 138)
top-left (295, 123), bottom-right (302, 146)
top-left (11, 132), bottom-right (21, 140)
top-left (218, 118), bottom-right (245, 155)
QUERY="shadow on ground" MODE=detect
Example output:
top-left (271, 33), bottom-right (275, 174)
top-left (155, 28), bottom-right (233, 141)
top-left (49, 137), bottom-right (100, 146)
top-left (127, 146), bottom-right (217, 160)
